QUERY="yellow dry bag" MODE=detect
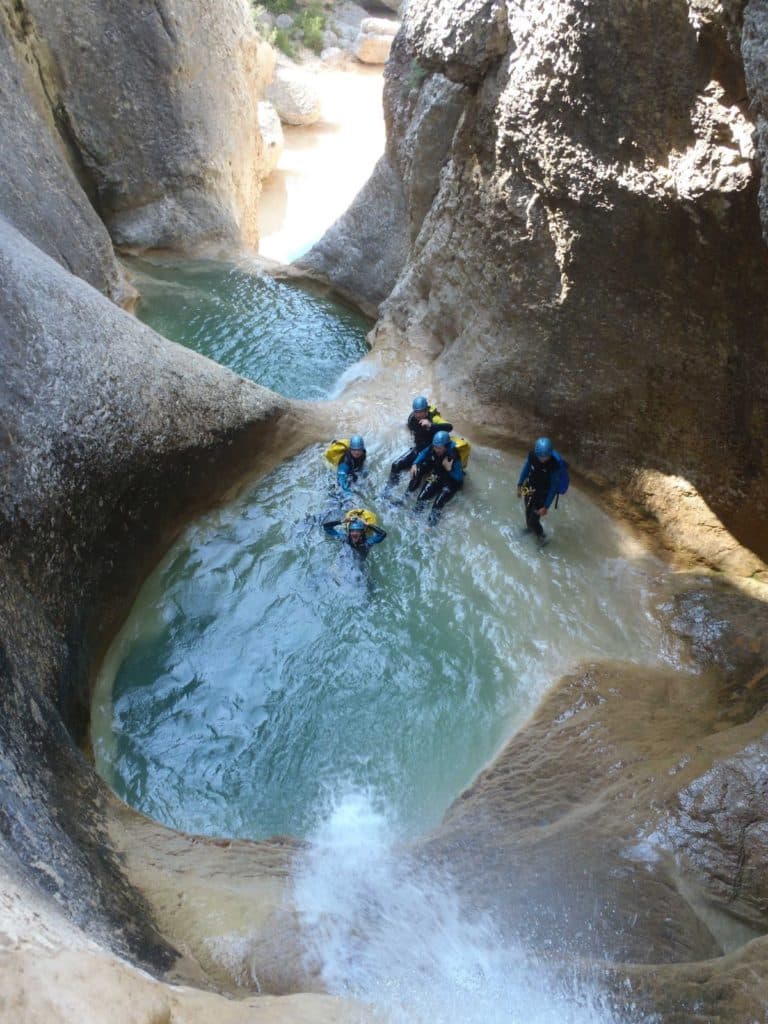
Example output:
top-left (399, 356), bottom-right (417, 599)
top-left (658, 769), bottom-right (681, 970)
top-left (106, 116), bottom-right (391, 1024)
top-left (324, 438), bottom-right (350, 466)
top-left (450, 435), bottom-right (471, 468)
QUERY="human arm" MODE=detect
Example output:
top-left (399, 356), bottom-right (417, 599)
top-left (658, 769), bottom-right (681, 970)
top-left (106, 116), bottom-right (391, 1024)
top-left (337, 460), bottom-right (352, 493)
top-left (444, 448), bottom-right (463, 482)
top-left (431, 419), bottom-right (453, 436)
top-left (366, 525), bottom-right (387, 546)
top-left (517, 455), bottom-right (532, 496)
top-left (410, 446), bottom-right (430, 477)
top-left (322, 521), bottom-right (345, 538)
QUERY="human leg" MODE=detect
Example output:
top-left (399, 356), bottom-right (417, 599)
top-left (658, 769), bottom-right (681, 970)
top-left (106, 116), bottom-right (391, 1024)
top-left (525, 495), bottom-right (544, 537)
top-left (390, 448), bottom-right (417, 483)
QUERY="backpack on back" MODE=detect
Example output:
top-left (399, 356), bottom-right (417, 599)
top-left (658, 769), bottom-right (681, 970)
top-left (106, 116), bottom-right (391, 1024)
top-left (450, 436), bottom-right (471, 469)
top-left (553, 450), bottom-right (570, 507)
top-left (324, 438), bottom-right (350, 466)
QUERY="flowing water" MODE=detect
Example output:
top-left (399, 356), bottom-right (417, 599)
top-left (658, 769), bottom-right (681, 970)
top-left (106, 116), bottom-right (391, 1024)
top-left (92, 441), bottom-right (685, 841)
top-left (293, 792), bottom-right (630, 1024)
top-left (95, 267), bottom-right (691, 1021)
top-left (127, 256), bottom-right (371, 399)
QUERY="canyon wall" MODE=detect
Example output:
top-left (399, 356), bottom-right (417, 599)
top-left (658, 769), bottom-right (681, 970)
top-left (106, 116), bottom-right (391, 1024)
top-left (305, 0), bottom-right (768, 561)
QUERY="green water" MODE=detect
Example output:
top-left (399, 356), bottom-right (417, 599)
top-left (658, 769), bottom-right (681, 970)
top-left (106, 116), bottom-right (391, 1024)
top-left (128, 257), bottom-right (371, 399)
top-left (92, 442), bottom-right (685, 841)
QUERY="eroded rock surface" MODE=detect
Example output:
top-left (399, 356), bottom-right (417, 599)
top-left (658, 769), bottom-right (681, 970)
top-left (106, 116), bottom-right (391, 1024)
top-left (10, 0), bottom-right (265, 250)
top-left (0, 5), bottom-right (124, 299)
top-left (305, 0), bottom-right (768, 562)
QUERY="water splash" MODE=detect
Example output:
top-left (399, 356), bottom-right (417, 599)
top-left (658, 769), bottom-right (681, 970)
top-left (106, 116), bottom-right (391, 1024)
top-left (294, 790), bottom-right (628, 1024)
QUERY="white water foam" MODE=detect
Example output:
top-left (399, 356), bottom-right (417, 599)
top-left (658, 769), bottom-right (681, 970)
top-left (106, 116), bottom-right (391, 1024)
top-left (293, 790), bottom-right (634, 1024)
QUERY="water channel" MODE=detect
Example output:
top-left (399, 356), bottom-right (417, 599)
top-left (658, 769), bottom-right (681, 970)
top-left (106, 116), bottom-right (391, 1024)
top-left (93, 259), bottom-right (695, 1022)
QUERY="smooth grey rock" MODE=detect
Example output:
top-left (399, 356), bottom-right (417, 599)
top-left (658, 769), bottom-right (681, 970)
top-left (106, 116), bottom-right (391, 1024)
top-left (0, 214), bottom-right (288, 965)
top-left (361, 16), bottom-right (399, 36)
top-left (18, 0), bottom-right (265, 250)
top-left (375, 0), bottom-right (768, 532)
top-left (294, 155), bottom-right (409, 316)
top-left (0, 10), bottom-right (124, 300)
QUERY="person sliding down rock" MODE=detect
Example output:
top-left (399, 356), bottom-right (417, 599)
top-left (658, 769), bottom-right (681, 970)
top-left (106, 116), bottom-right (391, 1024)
top-left (517, 437), bottom-right (568, 545)
top-left (322, 516), bottom-right (386, 559)
top-left (388, 396), bottom-right (453, 484)
top-left (406, 431), bottom-right (463, 525)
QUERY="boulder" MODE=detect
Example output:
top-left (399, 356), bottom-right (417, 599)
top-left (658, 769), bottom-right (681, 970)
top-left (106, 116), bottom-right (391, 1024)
top-left (257, 101), bottom-right (285, 178)
top-left (354, 30), bottom-right (395, 63)
top-left (266, 66), bottom-right (322, 125)
top-left (361, 16), bottom-right (399, 36)
top-left (355, 0), bottom-right (768, 544)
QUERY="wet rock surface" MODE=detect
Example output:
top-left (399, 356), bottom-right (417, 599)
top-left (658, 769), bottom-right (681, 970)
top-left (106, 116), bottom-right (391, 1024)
top-left (317, 0), bottom-right (768, 563)
top-left (1, 0), bottom-right (768, 1021)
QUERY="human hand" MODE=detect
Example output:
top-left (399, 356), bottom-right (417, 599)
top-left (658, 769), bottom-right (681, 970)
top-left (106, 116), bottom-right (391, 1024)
top-left (442, 456), bottom-right (453, 471)
top-left (410, 466), bottom-right (418, 478)
top-left (538, 506), bottom-right (547, 517)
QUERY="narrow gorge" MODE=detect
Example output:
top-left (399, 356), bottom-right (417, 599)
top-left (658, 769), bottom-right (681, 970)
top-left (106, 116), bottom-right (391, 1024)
top-left (1, 1), bottom-right (767, 1022)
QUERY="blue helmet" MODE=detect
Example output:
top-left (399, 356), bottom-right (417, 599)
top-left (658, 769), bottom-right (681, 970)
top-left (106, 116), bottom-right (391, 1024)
top-left (349, 434), bottom-right (365, 450)
top-left (412, 396), bottom-right (429, 412)
top-left (347, 518), bottom-right (366, 532)
top-left (432, 430), bottom-right (451, 447)
top-left (534, 437), bottom-right (553, 459)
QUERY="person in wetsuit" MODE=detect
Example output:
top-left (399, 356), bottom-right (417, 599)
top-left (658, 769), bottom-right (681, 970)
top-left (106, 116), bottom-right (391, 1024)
top-left (517, 437), bottom-right (563, 543)
top-left (389, 397), bottom-right (453, 483)
top-left (407, 430), bottom-right (463, 524)
top-left (337, 434), bottom-right (367, 497)
top-left (322, 517), bottom-right (386, 559)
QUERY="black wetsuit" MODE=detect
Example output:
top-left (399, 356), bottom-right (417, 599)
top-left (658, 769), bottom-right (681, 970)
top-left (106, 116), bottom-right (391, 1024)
top-left (390, 410), bottom-right (454, 480)
top-left (518, 452), bottom-right (560, 537)
top-left (407, 441), bottom-right (464, 522)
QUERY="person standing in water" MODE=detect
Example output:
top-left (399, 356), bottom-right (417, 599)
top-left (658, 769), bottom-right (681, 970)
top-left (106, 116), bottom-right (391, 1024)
top-left (388, 397), bottom-right (453, 485)
top-left (517, 437), bottom-right (567, 544)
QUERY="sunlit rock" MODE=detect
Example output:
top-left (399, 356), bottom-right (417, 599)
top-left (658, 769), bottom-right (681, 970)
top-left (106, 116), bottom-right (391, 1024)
top-left (354, 17), bottom-right (399, 64)
top-left (266, 66), bottom-right (322, 125)
top-left (12, 0), bottom-right (266, 251)
top-left (258, 101), bottom-right (284, 179)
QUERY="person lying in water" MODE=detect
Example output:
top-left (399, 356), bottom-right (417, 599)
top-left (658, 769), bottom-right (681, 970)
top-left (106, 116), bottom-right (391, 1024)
top-left (322, 516), bottom-right (386, 558)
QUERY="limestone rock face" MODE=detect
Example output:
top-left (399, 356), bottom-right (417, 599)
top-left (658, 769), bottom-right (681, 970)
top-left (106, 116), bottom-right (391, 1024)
top-left (0, 7), bottom-right (124, 300)
top-left (296, 44), bottom-right (468, 312)
top-left (363, 0), bottom-right (768, 540)
top-left (16, 0), bottom-right (264, 250)
top-left (294, 155), bottom-right (409, 316)
top-left (0, 214), bottom-right (290, 950)
top-left (266, 66), bottom-right (322, 125)
top-left (258, 101), bottom-right (285, 179)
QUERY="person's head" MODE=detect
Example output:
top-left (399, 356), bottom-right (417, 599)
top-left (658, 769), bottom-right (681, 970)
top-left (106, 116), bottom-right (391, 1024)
top-left (412, 396), bottom-right (429, 419)
top-left (534, 436), bottom-right (553, 462)
top-left (347, 518), bottom-right (366, 542)
top-left (349, 434), bottom-right (365, 457)
top-left (432, 430), bottom-right (451, 454)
